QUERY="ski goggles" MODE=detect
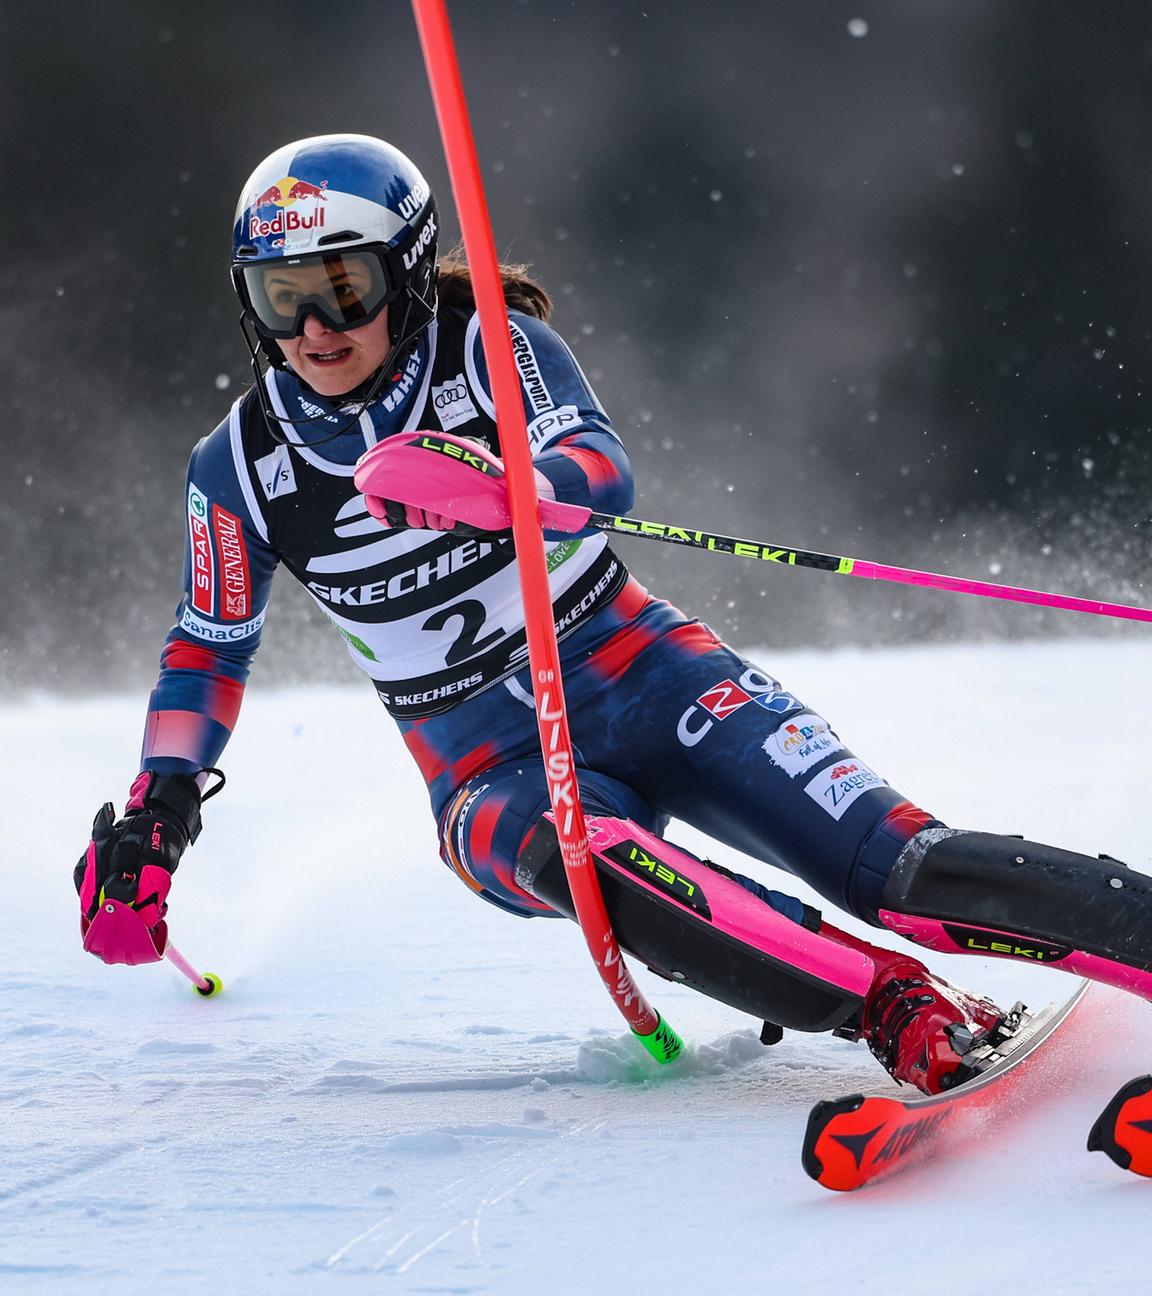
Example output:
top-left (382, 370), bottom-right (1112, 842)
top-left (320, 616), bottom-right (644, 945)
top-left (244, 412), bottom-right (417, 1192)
top-left (234, 248), bottom-right (397, 339)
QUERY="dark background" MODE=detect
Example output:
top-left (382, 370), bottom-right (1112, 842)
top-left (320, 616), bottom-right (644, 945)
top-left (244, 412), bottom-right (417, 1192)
top-left (3, 0), bottom-right (1151, 694)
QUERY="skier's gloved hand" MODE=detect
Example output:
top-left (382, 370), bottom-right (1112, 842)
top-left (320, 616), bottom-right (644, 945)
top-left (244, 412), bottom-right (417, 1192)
top-left (366, 496), bottom-right (500, 537)
top-left (355, 431), bottom-right (559, 538)
top-left (74, 771), bottom-right (218, 966)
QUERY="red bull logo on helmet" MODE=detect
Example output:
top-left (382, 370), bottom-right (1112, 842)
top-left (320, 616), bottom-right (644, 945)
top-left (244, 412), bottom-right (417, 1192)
top-left (248, 175), bottom-right (328, 239)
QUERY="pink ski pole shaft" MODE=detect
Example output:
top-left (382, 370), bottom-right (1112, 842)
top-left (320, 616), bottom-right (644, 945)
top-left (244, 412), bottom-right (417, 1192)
top-left (581, 512), bottom-right (1152, 624)
top-left (164, 942), bottom-right (223, 997)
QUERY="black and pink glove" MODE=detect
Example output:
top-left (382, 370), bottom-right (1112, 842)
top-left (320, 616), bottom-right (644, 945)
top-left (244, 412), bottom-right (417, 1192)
top-left (368, 495), bottom-right (492, 535)
top-left (354, 432), bottom-right (587, 536)
top-left (74, 772), bottom-right (208, 965)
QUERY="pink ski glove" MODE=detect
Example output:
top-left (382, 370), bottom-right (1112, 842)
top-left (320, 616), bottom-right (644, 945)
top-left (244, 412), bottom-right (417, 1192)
top-left (354, 431), bottom-right (589, 535)
top-left (74, 772), bottom-right (207, 966)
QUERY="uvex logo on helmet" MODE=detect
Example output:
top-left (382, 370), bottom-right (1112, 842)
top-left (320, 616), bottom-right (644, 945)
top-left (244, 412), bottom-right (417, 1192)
top-left (398, 180), bottom-right (429, 220)
top-left (403, 212), bottom-right (437, 270)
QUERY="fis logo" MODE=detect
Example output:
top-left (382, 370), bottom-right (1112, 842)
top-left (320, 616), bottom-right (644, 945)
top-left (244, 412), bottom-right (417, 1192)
top-left (254, 445), bottom-right (298, 501)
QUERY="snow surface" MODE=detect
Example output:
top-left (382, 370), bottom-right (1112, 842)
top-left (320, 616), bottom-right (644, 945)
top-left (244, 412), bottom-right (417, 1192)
top-left (5, 639), bottom-right (1152, 1294)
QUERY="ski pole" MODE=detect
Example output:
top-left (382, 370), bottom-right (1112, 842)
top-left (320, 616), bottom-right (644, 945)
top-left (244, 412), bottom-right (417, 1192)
top-left (412, 0), bottom-right (683, 1066)
top-left (363, 462), bottom-right (1151, 626)
top-left (582, 512), bottom-right (1152, 625)
top-left (164, 941), bottom-right (224, 998)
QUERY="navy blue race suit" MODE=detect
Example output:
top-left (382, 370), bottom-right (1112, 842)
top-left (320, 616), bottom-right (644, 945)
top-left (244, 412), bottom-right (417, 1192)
top-left (141, 304), bottom-right (935, 923)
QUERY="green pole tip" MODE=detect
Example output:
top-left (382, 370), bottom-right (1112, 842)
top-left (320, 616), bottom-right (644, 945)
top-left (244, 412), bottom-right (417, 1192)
top-left (632, 1016), bottom-right (685, 1065)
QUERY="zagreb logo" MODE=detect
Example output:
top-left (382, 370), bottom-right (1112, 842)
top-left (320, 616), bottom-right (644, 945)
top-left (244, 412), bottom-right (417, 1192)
top-left (804, 760), bottom-right (887, 821)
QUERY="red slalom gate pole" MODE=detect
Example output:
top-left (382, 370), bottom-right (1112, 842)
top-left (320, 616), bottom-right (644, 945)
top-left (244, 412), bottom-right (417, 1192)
top-left (411, 0), bottom-right (682, 1064)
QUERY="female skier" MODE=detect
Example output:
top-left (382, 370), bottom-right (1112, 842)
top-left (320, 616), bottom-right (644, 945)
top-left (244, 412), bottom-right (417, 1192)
top-left (75, 134), bottom-right (1152, 1095)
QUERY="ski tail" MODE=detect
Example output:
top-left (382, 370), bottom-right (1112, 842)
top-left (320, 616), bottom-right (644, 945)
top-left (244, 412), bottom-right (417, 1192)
top-left (803, 1093), bottom-right (957, 1191)
top-left (804, 982), bottom-right (1090, 1191)
top-left (1088, 1075), bottom-right (1152, 1177)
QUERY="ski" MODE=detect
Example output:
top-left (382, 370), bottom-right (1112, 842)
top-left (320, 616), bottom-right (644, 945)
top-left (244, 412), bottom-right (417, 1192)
top-left (1087, 1075), bottom-right (1152, 1178)
top-left (801, 980), bottom-right (1091, 1191)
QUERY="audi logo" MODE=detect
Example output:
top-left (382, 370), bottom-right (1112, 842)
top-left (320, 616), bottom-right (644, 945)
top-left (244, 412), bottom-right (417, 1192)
top-left (435, 384), bottom-right (468, 409)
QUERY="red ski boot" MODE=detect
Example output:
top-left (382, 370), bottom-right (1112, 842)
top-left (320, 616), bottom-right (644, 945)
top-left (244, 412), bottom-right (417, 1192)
top-left (860, 958), bottom-right (1005, 1094)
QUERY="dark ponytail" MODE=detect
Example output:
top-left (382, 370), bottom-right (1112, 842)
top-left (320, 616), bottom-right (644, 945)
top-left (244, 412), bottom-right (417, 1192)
top-left (435, 245), bottom-right (552, 321)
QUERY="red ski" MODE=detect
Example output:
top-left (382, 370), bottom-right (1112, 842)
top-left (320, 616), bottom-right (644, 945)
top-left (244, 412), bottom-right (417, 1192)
top-left (802, 981), bottom-right (1090, 1191)
top-left (1088, 1075), bottom-right (1152, 1177)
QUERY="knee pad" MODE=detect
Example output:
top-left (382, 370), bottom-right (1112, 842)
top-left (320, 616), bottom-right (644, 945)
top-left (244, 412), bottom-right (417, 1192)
top-left (879, 828), bottom-right (1152, 998)
top-left (517, 815), bottom-right (876, 1033)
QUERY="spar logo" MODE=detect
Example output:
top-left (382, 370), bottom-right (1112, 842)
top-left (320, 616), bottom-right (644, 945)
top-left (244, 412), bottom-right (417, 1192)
top-left (212, 505), bottom-right (251, 621)
top-left (187, 483), bottom-right (214, 616)
top-left (248, 175), bottom-right (328, 240)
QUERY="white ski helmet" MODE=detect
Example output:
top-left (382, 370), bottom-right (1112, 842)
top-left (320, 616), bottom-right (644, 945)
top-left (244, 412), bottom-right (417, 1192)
top-left (231, 133), bottom-right (439, 371)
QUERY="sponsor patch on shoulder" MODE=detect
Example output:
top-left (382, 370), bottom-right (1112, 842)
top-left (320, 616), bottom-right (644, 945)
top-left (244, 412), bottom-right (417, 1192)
top-left (762, 713), bottom-right (842, 778)
top-left (432, 373), bottom-right (480, 430)
top-left (187, 482), bottom-right (214, 616)
top-left (804, 760), bottom-right (887, 820)
top-left (509, 321), bottom-right (553, 414)
top-left (527, 404), bottom-right (581, 447)
top-left (212, 504), bottom-right (251, 620)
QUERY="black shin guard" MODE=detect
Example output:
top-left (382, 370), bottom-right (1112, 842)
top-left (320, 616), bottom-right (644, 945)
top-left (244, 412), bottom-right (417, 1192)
top-left (881, 829), bottom-right (1152, 973)
top-left (516, 820), bottom-right (866, 1034)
